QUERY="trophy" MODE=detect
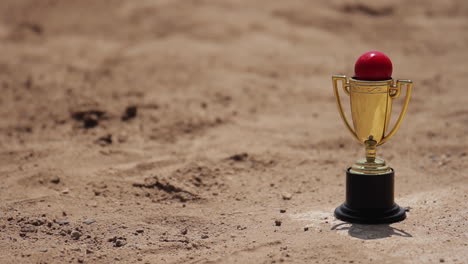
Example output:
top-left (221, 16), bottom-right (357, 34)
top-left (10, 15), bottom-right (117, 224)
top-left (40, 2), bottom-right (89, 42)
top-left (332, 51), bottom-right (413, 224)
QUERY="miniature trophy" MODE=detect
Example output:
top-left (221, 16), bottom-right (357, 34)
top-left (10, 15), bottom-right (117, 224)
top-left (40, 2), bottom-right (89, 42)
top-left (332, 51), bottom-right (413, 224)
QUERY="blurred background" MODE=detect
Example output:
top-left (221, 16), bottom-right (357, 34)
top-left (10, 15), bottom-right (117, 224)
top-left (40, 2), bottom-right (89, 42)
top-left (0, 0), bottom-right (467, 263)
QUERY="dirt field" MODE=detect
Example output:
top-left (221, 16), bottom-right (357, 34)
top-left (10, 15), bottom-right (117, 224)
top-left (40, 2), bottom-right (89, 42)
top-left (0, 0), bottom-right (467, 263)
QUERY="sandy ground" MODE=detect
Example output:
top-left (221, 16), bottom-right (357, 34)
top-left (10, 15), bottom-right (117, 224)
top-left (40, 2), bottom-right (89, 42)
top-left (0, 0), bottom-right (467, 263)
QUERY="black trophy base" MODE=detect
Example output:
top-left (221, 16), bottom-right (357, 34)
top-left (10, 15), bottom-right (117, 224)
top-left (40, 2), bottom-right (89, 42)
top-left (335, 202), bottom-right (406, 224)
top-left (334, 168), bottom-right (406, 224)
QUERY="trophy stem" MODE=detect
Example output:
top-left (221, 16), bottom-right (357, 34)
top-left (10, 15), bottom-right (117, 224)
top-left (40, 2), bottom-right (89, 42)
top-left (351, 137), bottom-right (390, 175)
top-left (365, 138), bottom-right (377, 163)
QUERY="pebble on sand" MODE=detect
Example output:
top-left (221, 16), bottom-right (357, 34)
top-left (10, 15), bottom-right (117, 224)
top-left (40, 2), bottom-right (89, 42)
top-left (50, 177), bottom-right (60, 184)
top-left (281, 192), bottom-right (292, 200)
top-left (57, 220), bottom-right (69, 225)
top-left (83, 219), bottom-right (96, 225)
top-left (71, 231), bottom-right (82, 240)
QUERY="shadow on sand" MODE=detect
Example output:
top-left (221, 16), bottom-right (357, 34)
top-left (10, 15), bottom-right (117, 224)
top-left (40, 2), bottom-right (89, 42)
top-left (331, 223), bottom-right (412, 240)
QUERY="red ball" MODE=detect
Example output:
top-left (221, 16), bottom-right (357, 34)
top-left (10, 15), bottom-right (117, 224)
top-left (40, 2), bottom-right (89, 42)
top-left (354, 51), bottom-right (393, 81)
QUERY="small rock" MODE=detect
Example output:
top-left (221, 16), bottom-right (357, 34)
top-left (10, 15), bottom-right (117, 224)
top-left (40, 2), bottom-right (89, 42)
top-left (83, 219), bottom-right (96, 225)
top-left (228, 153), bottom-right (248, 161)
top-left (71, 231), bottom-right (82, 240)
top-left (304, 227), bottom-right (309, 231)
top-left (275, 220), bottom-right (282, 226)
top-left (280, 209), bottom-right (286, 213)
top-left (30, 219), bottom-right (45, 226)
top-left (440, 259), bottom-right (445, 263)
top-left (96, 134), bottom-right (112, 146)
top-left (71, 110), bottom-right (106, 129)
top-left (136, 229), bottom-right (144, 234)
top-left (86, 249), bottom-right (94, 254)
top-left (121, 106), bottom-right (138, 121)
top-left (281, 192), bottom-right (292, 200)
top-left (50, 177), bottom-right (61, 184)
top-left (83, 116), bottom-right (98, 128)
top-left (181, 228), bottom-right (188, 235)
top-left (20, 226), bottom-right (37, 233)
top-left (39, 248), bottom-right (48, 252)
top-left (109, 236), bottom-right (127, 247)
top-left (57, 220), bottom-right (69, 225)
top-left (61, 188), bottom-right (70, 194)
top-left (115, 240), bottom-right (127, 247)
top-left (201, 234), bottom-right (209, 239)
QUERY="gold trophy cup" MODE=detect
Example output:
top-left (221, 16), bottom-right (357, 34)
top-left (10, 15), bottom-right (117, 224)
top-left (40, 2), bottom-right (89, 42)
top-left (332, 76), bottom-right (413, 173)
top-left (332, 75), bottom-right (413, 224)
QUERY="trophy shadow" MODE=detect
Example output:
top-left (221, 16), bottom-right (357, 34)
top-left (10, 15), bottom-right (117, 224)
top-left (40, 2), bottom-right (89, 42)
top-left (331, 223), bottom-right (412, 240)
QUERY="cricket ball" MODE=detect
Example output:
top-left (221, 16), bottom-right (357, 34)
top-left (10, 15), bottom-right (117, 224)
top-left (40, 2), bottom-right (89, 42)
top-left (354, 51), bottom-right (393, 81)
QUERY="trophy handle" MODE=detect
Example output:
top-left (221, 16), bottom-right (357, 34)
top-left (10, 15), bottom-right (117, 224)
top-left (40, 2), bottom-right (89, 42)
top-left (378, 79), bottom-right (413, 146)
top-left (332, 75), bottom-right (360, 142)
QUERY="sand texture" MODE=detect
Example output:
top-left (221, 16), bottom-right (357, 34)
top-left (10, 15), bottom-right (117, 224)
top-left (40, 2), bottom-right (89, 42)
top-left (0, 0), bottom-right (467, 263)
